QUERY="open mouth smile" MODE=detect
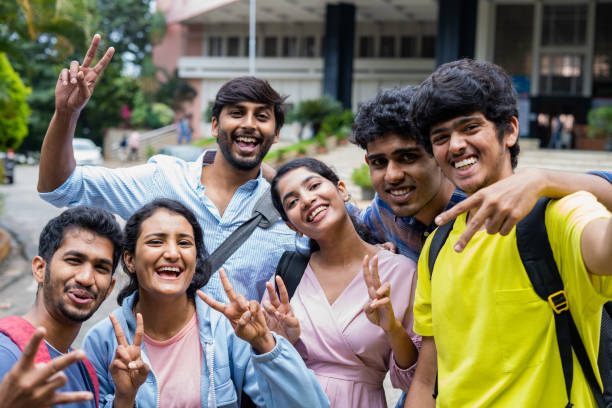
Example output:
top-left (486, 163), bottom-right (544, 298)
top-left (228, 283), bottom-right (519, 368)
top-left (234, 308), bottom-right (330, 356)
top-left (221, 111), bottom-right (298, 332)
top-left (234, 135), bottom-right (261, 154)
top-left (452, 156), bottom-right (478, 171)
top-left (386, 186), bottom-right (415, 202)
top-left (307, 205), bottom-right (328, 223)
top-left (156, 266), bottom-right (184, 280)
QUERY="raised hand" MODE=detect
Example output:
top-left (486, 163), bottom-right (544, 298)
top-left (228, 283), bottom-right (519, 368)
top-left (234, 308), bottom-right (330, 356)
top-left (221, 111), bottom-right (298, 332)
top-left (262, 276), bottom-right (301, 344)
top-left (55, 34), bottom-right (115, 114)
top-left (198, 269), bottom-right (275, 354)
top-left (0, 327), bottom-right (93, 407)
top-left (363, 255), bottom-right (399, 333)
top-left (109, 313), bottom-right (149, 405)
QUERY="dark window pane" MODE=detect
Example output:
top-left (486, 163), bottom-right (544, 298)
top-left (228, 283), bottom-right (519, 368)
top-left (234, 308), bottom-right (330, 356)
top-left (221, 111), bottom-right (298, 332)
top-left (263, 37), bottom-right (277, 57)
top-left (421, 36), bottom-right (435, 58)
top-left (593, 3), bottom-right (612, 97)
top-left (400, 36), bottom-right (417, 58)
top-left (208, 36), bottom-right (222, 57)
top-left (227, 37), bottom-right (240, 57)
top-left (493, 4), bottom-right (534, 77)
top-left (300, 36), bottom-right (315, 57)
top-left (379, 36), bottom-right (395, 58)
top-left (359, 36), bottom-right (374, 58)
top-left (282, 37), bottom-right (298, 57)
top-left (542, 5), bottom-right (587, 46)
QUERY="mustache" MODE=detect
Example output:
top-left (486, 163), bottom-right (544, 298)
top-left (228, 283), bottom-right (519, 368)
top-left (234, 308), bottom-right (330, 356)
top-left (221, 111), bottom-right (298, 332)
top-left (232, 129), bottom-right (260, 139)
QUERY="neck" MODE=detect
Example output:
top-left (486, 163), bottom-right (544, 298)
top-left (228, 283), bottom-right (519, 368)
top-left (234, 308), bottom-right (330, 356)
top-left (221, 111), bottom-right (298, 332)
top-left (413, 177), bottom-right (457, 226)
top-left (202, 151), bottom-right (261, 189)
top-left (23, 299), bottom-right (81, 353)
top-left (134, 292), bottom-right (195, 341)
top-left (314, 215), bottom-right (375, 266)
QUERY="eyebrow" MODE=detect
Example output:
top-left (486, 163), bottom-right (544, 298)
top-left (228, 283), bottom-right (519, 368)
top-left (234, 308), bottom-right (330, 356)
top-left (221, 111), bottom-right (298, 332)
top-left (142, 232), bottom-right (194, 240)
top-left (367, 147), bottom-right (421, 161)
top-left (64, 250), bottom-right (113, 267)
top-left (281, 175), bottom-right (319, 204)
top-left (228, 103), bottom-right (272, 111)
top-left (431, 116), bottom-right (483, 135)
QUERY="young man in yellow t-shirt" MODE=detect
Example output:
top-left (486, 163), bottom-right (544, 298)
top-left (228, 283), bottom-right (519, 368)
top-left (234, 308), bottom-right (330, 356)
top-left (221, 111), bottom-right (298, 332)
top-left (405, 59), bottom-right (612, 407)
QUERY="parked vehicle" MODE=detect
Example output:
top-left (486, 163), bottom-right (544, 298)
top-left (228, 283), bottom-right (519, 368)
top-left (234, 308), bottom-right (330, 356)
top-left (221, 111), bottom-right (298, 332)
top-left (158, 144), bottom-right (202, 162)
top-left (73, 138), bottom-right (103, 165)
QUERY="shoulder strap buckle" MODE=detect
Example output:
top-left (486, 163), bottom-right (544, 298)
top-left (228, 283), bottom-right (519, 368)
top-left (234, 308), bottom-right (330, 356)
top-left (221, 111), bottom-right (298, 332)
top-left (548, 290), bottom-right (569, 314)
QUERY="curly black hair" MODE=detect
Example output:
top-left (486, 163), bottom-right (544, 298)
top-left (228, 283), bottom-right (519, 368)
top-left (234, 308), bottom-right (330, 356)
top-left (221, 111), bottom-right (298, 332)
top-left (351, 86), bottom-right (419, 150)
top-left (411, 59), bottom-right (520, 168)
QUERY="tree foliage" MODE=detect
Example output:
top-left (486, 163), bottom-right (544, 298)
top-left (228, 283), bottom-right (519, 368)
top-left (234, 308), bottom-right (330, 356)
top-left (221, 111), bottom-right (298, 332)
top-left (0, 53), bottom-right (31, 151)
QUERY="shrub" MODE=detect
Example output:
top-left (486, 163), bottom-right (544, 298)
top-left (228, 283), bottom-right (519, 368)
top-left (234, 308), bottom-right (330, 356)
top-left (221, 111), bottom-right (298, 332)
top-left (0, 53), bottom-right (31, 151)
top-left (289, 97), bottom-right (343, 136)
top-left (351, 164), bottom-right (372, 188)
top-left (588, 106), bottom-right (612, 138)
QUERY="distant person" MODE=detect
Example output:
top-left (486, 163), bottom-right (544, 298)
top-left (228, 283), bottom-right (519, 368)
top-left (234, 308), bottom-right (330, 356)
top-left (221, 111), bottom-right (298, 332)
top-left (118, 134), bottom-right (128, 162)
top-left (127, 130), bottom-right (140, 162)
top-left (548, 115), bottom-right (562, 149)
top-left (3, 149), bottom-right (15, 184)
top-left (178, 113), bottom-right (193, 144)
top-left (37, 34), bottom-right (298, 303)
top-left (83, 199), bottom-right (329, 407)
top-left (0, 206), bottom-right (123, 408)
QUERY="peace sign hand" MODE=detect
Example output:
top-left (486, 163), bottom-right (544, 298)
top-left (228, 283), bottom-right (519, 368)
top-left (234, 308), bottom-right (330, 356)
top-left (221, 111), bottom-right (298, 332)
top-left (0, 327), bottom-right (94, 408)
top-left (55, 34), bottom-right (114, 114)
top-left (363, 255), bottom-right (400, 334)
top-left (198, 269), bottom-right (276, 354)
top-left (262, 276), bottom-right (301, 344)
top-left (109, 313), bottom-right (149, 405)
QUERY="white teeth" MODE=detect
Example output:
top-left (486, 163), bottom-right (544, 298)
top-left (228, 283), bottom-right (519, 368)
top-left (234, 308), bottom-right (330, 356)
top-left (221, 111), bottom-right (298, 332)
top-left (454, 157), bottom-right (477, 169)
top-left (236, 136), bottom-right (257, 144)
top-left (158, 267), bottom-right (180, 273)
top-left (390, 188), bottom-right (411, 196)
top-left (308, 206), bottom-right (327, 221)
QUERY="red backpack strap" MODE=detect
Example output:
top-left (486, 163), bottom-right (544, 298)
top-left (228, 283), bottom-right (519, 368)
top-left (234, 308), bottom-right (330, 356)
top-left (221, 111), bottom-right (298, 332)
top-left (82, 357), bottom-right (100, 408)
top-left (0, 316), bottom-right (51, 364)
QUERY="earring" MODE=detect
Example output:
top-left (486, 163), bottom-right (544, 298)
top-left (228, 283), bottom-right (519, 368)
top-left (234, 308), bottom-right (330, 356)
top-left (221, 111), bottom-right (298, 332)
top-left (344, 193), bottom-right (352, 202)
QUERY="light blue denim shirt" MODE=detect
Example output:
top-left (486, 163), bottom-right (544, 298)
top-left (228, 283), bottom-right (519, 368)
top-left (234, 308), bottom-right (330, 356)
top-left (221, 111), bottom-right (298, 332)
top-left (39, 150), bottom-right (297, 301)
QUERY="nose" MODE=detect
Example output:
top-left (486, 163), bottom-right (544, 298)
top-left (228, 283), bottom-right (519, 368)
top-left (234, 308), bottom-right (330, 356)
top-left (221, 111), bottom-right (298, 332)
top-left (241, 111), bottom-right (256, 130)
top-left (448, 131), bottom-right (467, 155)
top-left (74, 264), bottom-right (95, 287)
top-left (163, 241), bottom-right (180, 261)
top-left (300, 190), bottom-right (317, 210)
top-left (384, 160), bottom-right (403, 184)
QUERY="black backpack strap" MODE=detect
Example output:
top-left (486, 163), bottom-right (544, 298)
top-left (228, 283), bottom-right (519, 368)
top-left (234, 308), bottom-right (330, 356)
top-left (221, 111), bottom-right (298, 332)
top-left (207, 188), bottom-right (280, 273)
top-left (517, 198), bottom-right (605, 407)
top-left (274, 251), bottom-right (310, 300)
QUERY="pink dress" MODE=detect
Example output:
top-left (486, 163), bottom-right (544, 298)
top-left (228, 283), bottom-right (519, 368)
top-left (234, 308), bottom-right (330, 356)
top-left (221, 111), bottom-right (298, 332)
top-left (289, 250), bottom-right (419, 408)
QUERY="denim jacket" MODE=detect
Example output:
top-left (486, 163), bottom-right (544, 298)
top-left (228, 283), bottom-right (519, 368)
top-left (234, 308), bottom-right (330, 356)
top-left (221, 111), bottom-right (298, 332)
top-left (83, 292), bottom-right (329, 408)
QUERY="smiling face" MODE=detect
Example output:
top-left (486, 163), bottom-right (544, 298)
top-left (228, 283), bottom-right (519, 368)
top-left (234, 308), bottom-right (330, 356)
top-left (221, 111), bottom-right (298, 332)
top-left (35, 228), bottom-right (115, 324)
top-left (212, 101), bottom-right (279, 171)
top-left (277, 167), bottom-right (349, 241)
top-left (365, 133), bottom-right (446, 219)
top-left (125, 209), bottom-right (197, 300)
top-left (429, 112), bottom-right (518, 194)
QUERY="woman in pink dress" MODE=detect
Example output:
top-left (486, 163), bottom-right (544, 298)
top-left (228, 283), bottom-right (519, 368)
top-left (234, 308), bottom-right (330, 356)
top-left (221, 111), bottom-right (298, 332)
top-left (265, 157), bottom-right (420, 407)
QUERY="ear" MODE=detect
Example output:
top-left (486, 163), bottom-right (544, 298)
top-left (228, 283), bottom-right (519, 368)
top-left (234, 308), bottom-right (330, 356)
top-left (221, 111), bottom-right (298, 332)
top-left (123, 252), bottom-right (136, 275)
top-left (336, 180), bottom-right (350, 202)
top-left (505, 116), bottom-right (519, 149)
top-left (31, 256), bottom-right (47, 284)
top-left (364, 154), bottom-right (370, 165)
top-left (284, 221), bottom-right (302, 237)
top-left (103, 278), bottom-right (116, 300)
top-left (273, 128), bottom-right (280, 144)
top-left (211, 116), bottom-right (219, 139)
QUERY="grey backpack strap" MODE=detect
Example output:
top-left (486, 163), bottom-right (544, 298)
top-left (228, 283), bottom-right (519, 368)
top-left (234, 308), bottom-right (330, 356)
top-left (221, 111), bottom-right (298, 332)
top-left (207, 187), bottom-right (280, 273)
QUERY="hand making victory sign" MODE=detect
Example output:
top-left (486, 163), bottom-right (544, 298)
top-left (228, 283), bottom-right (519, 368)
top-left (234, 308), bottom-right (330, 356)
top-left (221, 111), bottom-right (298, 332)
top-left (198, 269), bottom-right (276, 354)
top-left (262, 276), bottom-right (301, 344)
top-left (0, 327), bottom-right (93, 407)
top-left (109, 313), bottom-right (149, 407)
top-left (362, 255), bottom-right (398, 333)
top-left (55, 33), bottom-right (114, 114)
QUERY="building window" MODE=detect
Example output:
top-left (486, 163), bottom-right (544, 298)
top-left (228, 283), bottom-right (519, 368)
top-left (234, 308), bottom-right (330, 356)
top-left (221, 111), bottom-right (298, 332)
top-left (227, 37), bottom-right (240, 57)
top-left (540, 54), bottom-right (583, 95)
top-left (379, 36), bottom-right (395, 58)
top-left (593, 3), bottom-right (612, 97)
top-left (542, 5), bottom-right (587, 47)
top-left (300, 36), bottom-right (316, 57)
top-left (400, 36), bottom-right (417, 58)
top-left (282, 37), bottom-right (298, 57)
top-left (263, 37), bottom-right (277, 57)
top-left (359, 36), bottom-right (375, 58)
top-left (208, 36), bottom-right (222, 57)
top-left (421, 36), bottom-right (435, 58)
top-left (493, 4), bottom-right (534, 78)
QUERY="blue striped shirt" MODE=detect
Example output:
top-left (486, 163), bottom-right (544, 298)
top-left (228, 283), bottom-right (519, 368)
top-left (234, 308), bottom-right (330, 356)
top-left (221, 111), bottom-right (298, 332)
top-left (39, 151), bottom-right (296, 302)
top-left (348, 188), bottom-right (466, 263)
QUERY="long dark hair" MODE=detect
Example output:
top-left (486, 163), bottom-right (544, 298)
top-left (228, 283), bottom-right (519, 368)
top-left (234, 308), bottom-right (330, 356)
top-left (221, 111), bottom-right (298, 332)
top-left (117, 199), bottom-right (211, 305)
top-left (270, 157), bottom-right (374, 252)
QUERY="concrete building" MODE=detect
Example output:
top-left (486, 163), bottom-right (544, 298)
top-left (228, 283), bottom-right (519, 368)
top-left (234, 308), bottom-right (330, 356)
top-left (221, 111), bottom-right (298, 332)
top-left (153, 0), bottom-right (612, 148)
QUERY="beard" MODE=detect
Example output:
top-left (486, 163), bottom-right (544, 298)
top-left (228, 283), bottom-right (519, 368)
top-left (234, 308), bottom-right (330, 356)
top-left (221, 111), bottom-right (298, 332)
top-left (216, 126), bottom-right (275, 171)
top-left (43, 266), bottom-right (102, 323)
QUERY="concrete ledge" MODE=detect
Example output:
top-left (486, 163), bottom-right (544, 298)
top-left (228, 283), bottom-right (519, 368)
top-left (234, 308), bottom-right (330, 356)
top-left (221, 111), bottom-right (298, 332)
top-left (0, 227), bottom-right (10, 264)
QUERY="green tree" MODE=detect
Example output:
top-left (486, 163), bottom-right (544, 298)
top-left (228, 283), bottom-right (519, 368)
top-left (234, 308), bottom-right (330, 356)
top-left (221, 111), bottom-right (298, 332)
top-left (0, 53), bottom-right (31, 151)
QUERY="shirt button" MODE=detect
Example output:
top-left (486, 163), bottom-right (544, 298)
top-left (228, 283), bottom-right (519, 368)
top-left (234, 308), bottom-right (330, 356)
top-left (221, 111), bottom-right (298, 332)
top-left (423, 231), bottom-right (430, 237)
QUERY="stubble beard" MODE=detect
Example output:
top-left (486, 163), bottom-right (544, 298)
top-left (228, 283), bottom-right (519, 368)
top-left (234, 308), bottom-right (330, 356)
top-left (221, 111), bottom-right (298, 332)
top-left (217, 127), bottom-right (274, 171)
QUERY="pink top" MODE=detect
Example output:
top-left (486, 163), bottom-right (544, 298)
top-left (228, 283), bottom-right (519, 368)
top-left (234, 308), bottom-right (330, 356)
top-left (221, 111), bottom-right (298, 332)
top-left (143, 313), bottom-right (202, 408)
top-left (277, 249), bottom-right (420, 408)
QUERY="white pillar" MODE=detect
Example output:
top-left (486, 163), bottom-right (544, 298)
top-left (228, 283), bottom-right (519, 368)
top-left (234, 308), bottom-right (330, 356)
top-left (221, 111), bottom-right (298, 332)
top-left (249, 0), bottom-right (256, 75)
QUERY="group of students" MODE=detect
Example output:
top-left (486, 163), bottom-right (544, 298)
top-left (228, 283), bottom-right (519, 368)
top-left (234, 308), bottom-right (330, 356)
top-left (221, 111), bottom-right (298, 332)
top-left (0, 33), bottom-right (611, 407)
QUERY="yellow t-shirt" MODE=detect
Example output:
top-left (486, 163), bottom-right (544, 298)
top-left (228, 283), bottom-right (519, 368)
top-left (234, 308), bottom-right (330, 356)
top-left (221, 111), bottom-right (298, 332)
top-left (413, 191), bottom-right (612, 407)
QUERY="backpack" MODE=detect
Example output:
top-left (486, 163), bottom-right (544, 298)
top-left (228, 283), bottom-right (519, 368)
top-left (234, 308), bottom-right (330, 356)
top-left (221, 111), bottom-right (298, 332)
top-left (0, 316), bottom-right (100, 408)
top-left (427, 198), bottom-right (612, 407)
top-left (274, 251), bottom-right (311, 300)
